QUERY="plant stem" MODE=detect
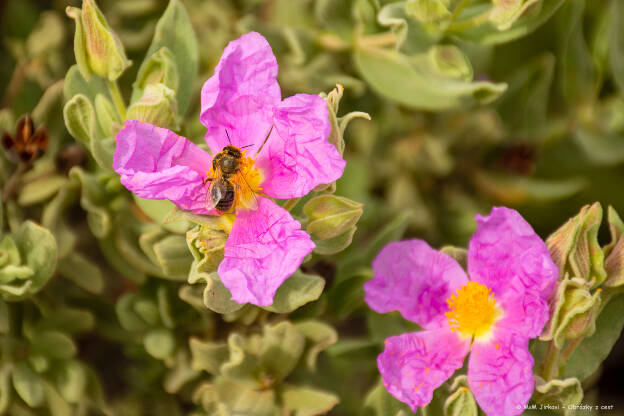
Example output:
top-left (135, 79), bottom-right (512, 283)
top-left (559, 337), bottom-right (583, 368)
top-left (447, 10), bottom-right (490, 33)
top-left (283, 198), bottom-right (301, 212)
top-left (106, 79), bottom-right (126, 120)
top-left (541, 341), bottom-right (561, 380)
top-left (1, 162), bottom-right (27, 203)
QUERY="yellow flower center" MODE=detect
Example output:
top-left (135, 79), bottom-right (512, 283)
top-left (445, 281), bottom-right (499, 340)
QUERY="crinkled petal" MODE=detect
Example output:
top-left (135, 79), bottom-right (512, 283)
top-left (468, 207), bottom-right (558, 301)
top-left (496, 290), bottom-right (551, 338)
top-left (364, 240), bottom-right (469, 329)
top-left (218, 197), bottom-right (314, 306)
top-left (468, 329), bottom-right (534, 416)
top-left (113, 120), bottom-right (212, 213)
top-left (255, 94), bottom-right (345, 199)
top-left (378, 329), bottom-right (470, 413)
top-left (200, 32), bottom-right (281, 154)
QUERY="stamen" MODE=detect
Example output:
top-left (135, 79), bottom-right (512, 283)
top-left (445, 281), bottom-right (499, 340)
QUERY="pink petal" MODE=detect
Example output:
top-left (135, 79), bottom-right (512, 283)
top-left (256, 94), bottom-right (345, 199)
top-left (496, 290), bottom-right (551, 338)
top-left (378, 329), bottom-right (470, 413)
top-left (218, 197), bottom-right (315, 306)
top-left (364, 240), bottom-right (469, 329)
top-left (468, 207), bottom-right (558, 302)
top-left (200, 32), bottom-right (281, 154)
top-left (468, 329), bottom-right (534, 416)
top-left (113, 120), bottom-right (212, 213)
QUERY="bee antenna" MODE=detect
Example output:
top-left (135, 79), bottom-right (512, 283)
top-left (240, 144), bottom-right (253, 149)
top-left (255, 125), bottom-right (274, 157)
top-left (225, 129), bottom-right (233, 145)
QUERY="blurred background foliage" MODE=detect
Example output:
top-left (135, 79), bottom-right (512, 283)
top-left (1, 0), bottom-right (624, 414)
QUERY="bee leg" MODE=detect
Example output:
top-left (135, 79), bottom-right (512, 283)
top-left (203, 177), bottom-right (214, 185)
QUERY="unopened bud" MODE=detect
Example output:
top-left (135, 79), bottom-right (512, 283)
top-left (127, 84), bottom-right (179, 130)
top-left (134, 47), bottom-right (179, 96)
top-left (303, 195), bottom-right (363, 240)
top-left (444, 376), bottom-right (477, 416)
top-left (546, 203), bottom-right (606, 287)
top-left (542, 277), bottom-right (601, 347)
top-left (406, 0), bottom-right (451, 28)
top-left (66, 0), bottom-right (131, 81)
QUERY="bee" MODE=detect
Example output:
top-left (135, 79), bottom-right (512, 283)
top-left (204, 128), bottom-right (272, 212)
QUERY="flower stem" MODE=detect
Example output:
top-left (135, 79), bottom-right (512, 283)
top-left (447, 10), bottom-right (490, 33)
top-left (559, 337), bottom-right (583, 368)
top-left (541, 341), bottom-right (561, 381)
top-left (283, 198), bottom-right (301, 212)
top-left (106, 79), bottom-right (126, 120)
top-left (1, 162), bottom-right (27, 203)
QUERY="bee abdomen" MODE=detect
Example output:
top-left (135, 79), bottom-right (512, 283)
top-left (213, 180), bottom-right (235, 212)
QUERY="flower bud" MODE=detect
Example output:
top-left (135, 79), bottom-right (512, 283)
top-left (303, 195), bottom-right (363, 240)
top-left (0, 222), bottom-right (57, 301)
top-left (444, 376), bottom-right (477, 416)
top-left (406, 0), bottom-right (451, 29)
top-left (134, 47), bottom-right (179, 96)
top-left (542, 277), bottom-right (601, 347)
top-left (127, 84), bottom-right (179, 130)
top-left (63, 94), bottom-right (95, 144)
top-left (186, 224), bottom-right (227, 274)
top-left (66, 0), bottom-right (131, 81)
top-left (489, 0), bottom-right (540, 31)
top-left (546, 203), bottom-right (606, 287)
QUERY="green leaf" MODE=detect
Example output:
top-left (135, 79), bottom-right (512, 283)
top-left (282, 384), bottom-right (339, 416)
top-left (189, 338), bottom-right (229, 376)
top-left (12, 362), bottom-right (44, 408)
top-left (63, 65), bottom-right (109, 104)
top-left (144, 328), bottom-right (176, 360)
top-left (0, 299), bottom-right (8, 333)
top-left (17, 175), bottom-right (68, 206)
top-left (534, 376), bottom-right (583, 409)
top-left (563, 293), bottom-right (624, 381)
top-left (263, 270), bottom-right (325, 313)
top-left (451, 0), bottom-right (566, 45)
top-left (364, 380), bottom-right (412, 416)
top-left (31, 330), bottom-right (77, 360)
top-left (495, 54), bottom-right (555, 137)
top-left (573, 126), bottom-right (624, 166)
top-left (354, 46), bottom-right (507, 110)
top-left (134, 196), bottom-right (190, 234)
top-left (191, 270), bottom-right (243, 314)
top-left (138, 0), bottom-right (198, 116)
top-left (57, 252), bottom-right (104, 294)
top-left (53, 360), bottom-right (87, 404)
top-left (43, 382), bottom-right (72, 416)
top-left (294, 321), bottom-right (338, 371)
top-left (472, 170), bottom-right (586, 204)
top-left (610, 0), bottom-right (624, 92)
top-left (94, 94), bottom-right (121, 139)
top-left (557, 0), bottom-right (595, 103)
top-left (260, 321), bottom-right (305, 382)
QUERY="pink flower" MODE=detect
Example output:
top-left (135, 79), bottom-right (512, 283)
top-left (113, 32), bottom-right (345, 306)
top-left (364, 207), bottom-right (558, 416)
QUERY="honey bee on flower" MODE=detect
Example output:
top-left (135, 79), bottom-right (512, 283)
top-left (113, 32), bottom-right (345, 306)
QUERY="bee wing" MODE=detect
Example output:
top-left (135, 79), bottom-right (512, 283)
top-left (231, 171), bottom-right (258, 211)
top-left (204, 173), bottom-right (223, 212)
